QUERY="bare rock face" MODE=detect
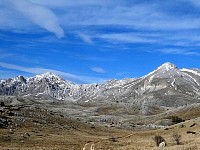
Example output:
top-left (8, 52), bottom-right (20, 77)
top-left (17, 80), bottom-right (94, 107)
top-left (0, 62), bottom-right (200, 114)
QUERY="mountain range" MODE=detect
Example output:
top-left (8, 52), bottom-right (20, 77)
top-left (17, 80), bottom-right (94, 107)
top-left (0, 62), bottom-right (200, 129)
top-left (0, 62), bottom-right (200, 118)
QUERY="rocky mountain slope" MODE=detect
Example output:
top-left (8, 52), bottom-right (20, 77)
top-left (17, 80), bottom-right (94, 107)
top-left (0, 62), bottom-right (200, 128)
top-left (0, 62), bottom-right (200, 115)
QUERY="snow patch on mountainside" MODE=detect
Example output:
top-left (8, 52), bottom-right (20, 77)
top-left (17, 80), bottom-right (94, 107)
top-left (181, 68), bottom-right (200, 77)
top-left (158, 62), bottom-right (177, 71)
top-left (142, 62), bottom-right (178, 79)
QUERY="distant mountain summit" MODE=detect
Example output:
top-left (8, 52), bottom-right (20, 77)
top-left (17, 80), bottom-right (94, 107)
top-left (0, 62), bottom-right (200, 114)
top-left (158, 62), bottom-right (177, 70)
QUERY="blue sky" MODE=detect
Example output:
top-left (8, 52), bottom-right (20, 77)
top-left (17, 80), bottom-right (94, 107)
top-left (0, 0), bottom-right (200, 83)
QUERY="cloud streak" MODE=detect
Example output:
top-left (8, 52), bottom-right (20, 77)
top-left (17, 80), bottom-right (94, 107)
top-left (1, 0), bottom-right (200, 55)
top-left (97, 33), bottom-right (156, 44)
top-left (0, 62), bottom-right (107, 83)
top-left (77, 33), bottom-right (93, 44)
top-left (156, 48), bottom-right (200, 56)
top-left (91, 67), bottom-right (105, 73)
top-left (4, 0), bottom-right (64, 38)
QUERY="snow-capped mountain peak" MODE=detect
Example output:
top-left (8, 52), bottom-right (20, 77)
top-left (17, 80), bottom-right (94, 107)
top-left (142, 62), bottom-right (178, 79)
top-left (13, 76), bottom-right (26, 83)
top-left (26, 72), bottom-right (73, 85)
top-left (34, 72), bottom-right (62, 80)
top-left (158, 62), bottom-right (177, 71)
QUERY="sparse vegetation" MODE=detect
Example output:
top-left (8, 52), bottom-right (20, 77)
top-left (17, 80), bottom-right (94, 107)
top-left (0, 95), bottom-right (200, 149)
top-left (187, 131), bottom-right (196, 134)
top-left (172, 132), bottom-right (181, 145)
top-left (183, 145), bottom-right (198, 150)
top-left (0, 102), bottom-right (5, 107)
top-left (190, 123), bottom-right (196, 127)
top-left (153, 135), bottom-right (166, 147)
top-left (109, 136), bottom-right (118, 142)
top-left (168, 116), bottom-right (184, 124)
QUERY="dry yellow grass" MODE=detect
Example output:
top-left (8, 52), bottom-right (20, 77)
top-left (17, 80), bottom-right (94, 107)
top-left (0, 117), bottom-right (199, 150)
top-left (92, 118), bottom-right (200, 150)
top-left (0, 104), bottom-right (199, 150)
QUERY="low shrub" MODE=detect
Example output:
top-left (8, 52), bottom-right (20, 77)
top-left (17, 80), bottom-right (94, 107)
top-left (172, 132), bottom-right (181, 145)
top-left (168, 116), bottom-right (184, 124)
top-left (153, 135), bottom-right (166, 147)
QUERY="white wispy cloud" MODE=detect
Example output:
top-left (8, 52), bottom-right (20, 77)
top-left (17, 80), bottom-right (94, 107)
top-left (2, 0), bottom-right (64, 38)
top-left (1, 0), bottom-right (200, 48)
top-left (97, 33), bottom-right (156, 44)
top-left (77, 33), bottom-right (93, 44)
top-left (0, 62), bottom-right (107, 83)
top-left (73, 54), bottom-right (117, 62)
top-left (91, 67), bottom-right (105, 73)
top-left (157, 48), bottom-right (200, 56)
top-left (31, 0), bottom-right (116, 7)
top-left (188, 0), bottom-right (200, 6)
top-left (94, 30), bottom-right (200, 51)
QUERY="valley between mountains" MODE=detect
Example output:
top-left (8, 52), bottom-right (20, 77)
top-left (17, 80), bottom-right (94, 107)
top-left (0, 62), bottom-right (200, 149)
